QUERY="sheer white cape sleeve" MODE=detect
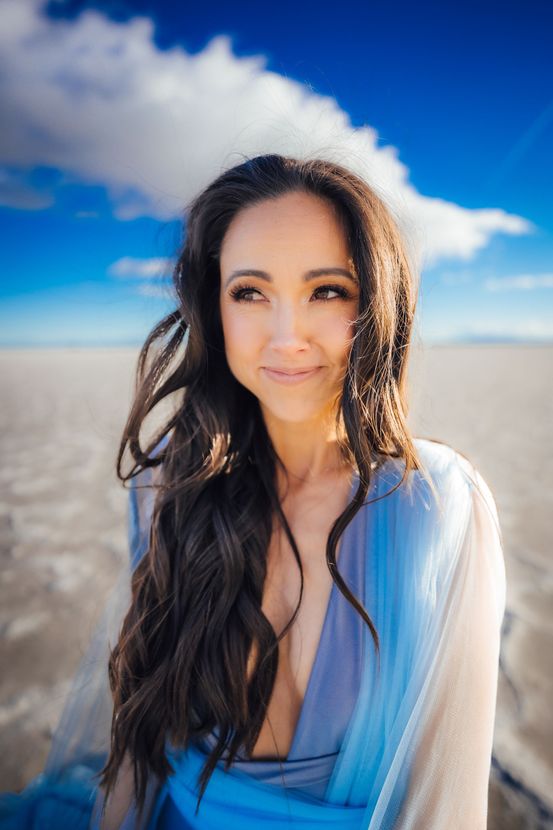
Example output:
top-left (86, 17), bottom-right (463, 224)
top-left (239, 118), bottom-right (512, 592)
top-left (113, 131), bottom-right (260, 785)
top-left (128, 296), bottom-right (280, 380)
top-left (390, 455), bottom-right (506, 828)
top-left (319, 441), bottom-right (506, 830)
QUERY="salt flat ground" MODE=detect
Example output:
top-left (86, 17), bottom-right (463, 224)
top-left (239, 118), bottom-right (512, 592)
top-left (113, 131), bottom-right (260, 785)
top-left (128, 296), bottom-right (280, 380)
top-left (0, 344), bottom-right (551, 829)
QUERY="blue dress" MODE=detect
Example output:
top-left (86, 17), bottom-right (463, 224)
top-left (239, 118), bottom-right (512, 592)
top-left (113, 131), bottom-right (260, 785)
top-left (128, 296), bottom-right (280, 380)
top-left (0, 438), bottom-right (506, 829)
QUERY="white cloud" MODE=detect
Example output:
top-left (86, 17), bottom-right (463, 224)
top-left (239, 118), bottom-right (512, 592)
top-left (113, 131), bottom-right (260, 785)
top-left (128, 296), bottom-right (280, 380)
top-left (484, 273), bottom-right (553, 291)
top-left (108, 256), bottom-right (174, 278)
top-left (0, 0), bottom-right (533, 268)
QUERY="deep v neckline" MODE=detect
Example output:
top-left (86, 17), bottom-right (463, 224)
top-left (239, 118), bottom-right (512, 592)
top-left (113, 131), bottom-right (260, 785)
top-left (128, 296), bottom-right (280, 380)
top-left (246, 468), bottom-right (360, 763)
top-left (287, 468), bottom-right (359, 760)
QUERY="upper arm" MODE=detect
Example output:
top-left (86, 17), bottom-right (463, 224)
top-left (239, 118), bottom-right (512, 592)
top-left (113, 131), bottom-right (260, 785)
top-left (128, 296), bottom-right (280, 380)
top-left (89, 753), bottom-right (135, 830)
top-left (90, 754), bottom-right (162, 830)
top-left (92, 447), bottom-right (170, 828)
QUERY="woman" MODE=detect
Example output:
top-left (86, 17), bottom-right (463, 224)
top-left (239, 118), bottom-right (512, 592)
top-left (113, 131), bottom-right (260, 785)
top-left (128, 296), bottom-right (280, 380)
top-left (0, 154), bottom-right (506, 829)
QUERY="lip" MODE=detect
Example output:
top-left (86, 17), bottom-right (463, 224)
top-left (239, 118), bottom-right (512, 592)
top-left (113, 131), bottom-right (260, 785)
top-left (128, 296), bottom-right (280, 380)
top-left (262, 366), bottom-right (323, 385)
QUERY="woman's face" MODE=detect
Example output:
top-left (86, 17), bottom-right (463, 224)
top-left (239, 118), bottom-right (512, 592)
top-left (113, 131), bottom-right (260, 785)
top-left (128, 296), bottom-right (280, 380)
top-left (218, 190), bottom-right (359, 425)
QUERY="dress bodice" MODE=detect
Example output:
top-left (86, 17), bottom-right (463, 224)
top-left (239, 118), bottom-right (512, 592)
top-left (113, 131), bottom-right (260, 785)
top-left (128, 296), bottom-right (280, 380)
top-left (191, 470), bottom-right (369, 800)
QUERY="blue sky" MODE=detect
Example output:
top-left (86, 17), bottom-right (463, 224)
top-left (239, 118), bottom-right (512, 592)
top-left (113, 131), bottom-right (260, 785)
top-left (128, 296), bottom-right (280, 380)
top-left (1, 0), bottom-right (552, 347)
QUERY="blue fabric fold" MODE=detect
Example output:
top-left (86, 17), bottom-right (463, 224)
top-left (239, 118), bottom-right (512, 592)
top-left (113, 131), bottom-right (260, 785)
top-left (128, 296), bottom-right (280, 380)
top-left (0, 767), bottom-right (97, 830)
top-left (152, 740), bottom-right (367, 829)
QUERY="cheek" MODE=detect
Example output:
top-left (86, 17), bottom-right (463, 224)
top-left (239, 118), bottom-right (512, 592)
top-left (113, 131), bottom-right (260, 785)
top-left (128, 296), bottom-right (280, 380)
top-left (325, 314), bottom-right (355, 358)
top-left (220, 308), bottom-right (262, 361)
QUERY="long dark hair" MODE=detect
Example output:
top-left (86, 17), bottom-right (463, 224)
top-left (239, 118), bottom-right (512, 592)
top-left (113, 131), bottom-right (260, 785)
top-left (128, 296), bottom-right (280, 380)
top-left (97, 153), bottom-right (430, 820)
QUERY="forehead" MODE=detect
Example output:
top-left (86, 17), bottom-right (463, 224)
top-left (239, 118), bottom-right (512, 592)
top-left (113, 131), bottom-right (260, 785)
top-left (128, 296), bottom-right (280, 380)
top-left (220, 191), bottom-right (350, 264)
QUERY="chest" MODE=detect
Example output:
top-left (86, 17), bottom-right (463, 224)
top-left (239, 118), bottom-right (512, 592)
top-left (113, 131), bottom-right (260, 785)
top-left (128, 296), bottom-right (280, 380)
top-left (245, 503), bottom-right (346, 760)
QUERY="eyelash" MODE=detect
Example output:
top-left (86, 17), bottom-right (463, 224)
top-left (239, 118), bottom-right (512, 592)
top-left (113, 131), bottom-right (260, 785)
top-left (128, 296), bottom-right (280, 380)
top-left (228, 283), bottom-right (352, 303)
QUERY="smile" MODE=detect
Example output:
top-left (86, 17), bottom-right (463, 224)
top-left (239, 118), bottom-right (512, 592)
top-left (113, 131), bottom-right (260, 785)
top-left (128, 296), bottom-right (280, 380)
top-left (261, 367), bottom-right (323, 385)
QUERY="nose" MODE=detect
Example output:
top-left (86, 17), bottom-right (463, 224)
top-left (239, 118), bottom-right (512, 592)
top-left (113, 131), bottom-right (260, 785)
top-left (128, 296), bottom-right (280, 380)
top-left (269, 302), bottom-right (310, 353)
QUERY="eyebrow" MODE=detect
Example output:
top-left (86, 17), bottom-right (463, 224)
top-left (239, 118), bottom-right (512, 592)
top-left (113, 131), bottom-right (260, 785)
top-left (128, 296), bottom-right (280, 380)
top-left (224, 267), bottom-right (357, 290)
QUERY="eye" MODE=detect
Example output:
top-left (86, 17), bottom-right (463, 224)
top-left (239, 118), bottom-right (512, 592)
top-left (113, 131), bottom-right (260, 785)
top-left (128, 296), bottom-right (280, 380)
top-left (228, 283), bottom-right (353, 303)
top-left (312, 284), bottom-right (351, 302)
top-left (228, 284), bottom-right (263, 302)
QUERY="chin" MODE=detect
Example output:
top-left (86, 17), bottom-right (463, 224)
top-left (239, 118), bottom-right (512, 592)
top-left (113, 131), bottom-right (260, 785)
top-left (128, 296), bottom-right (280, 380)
top-left (259, 400), bottom-right (328, 425)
